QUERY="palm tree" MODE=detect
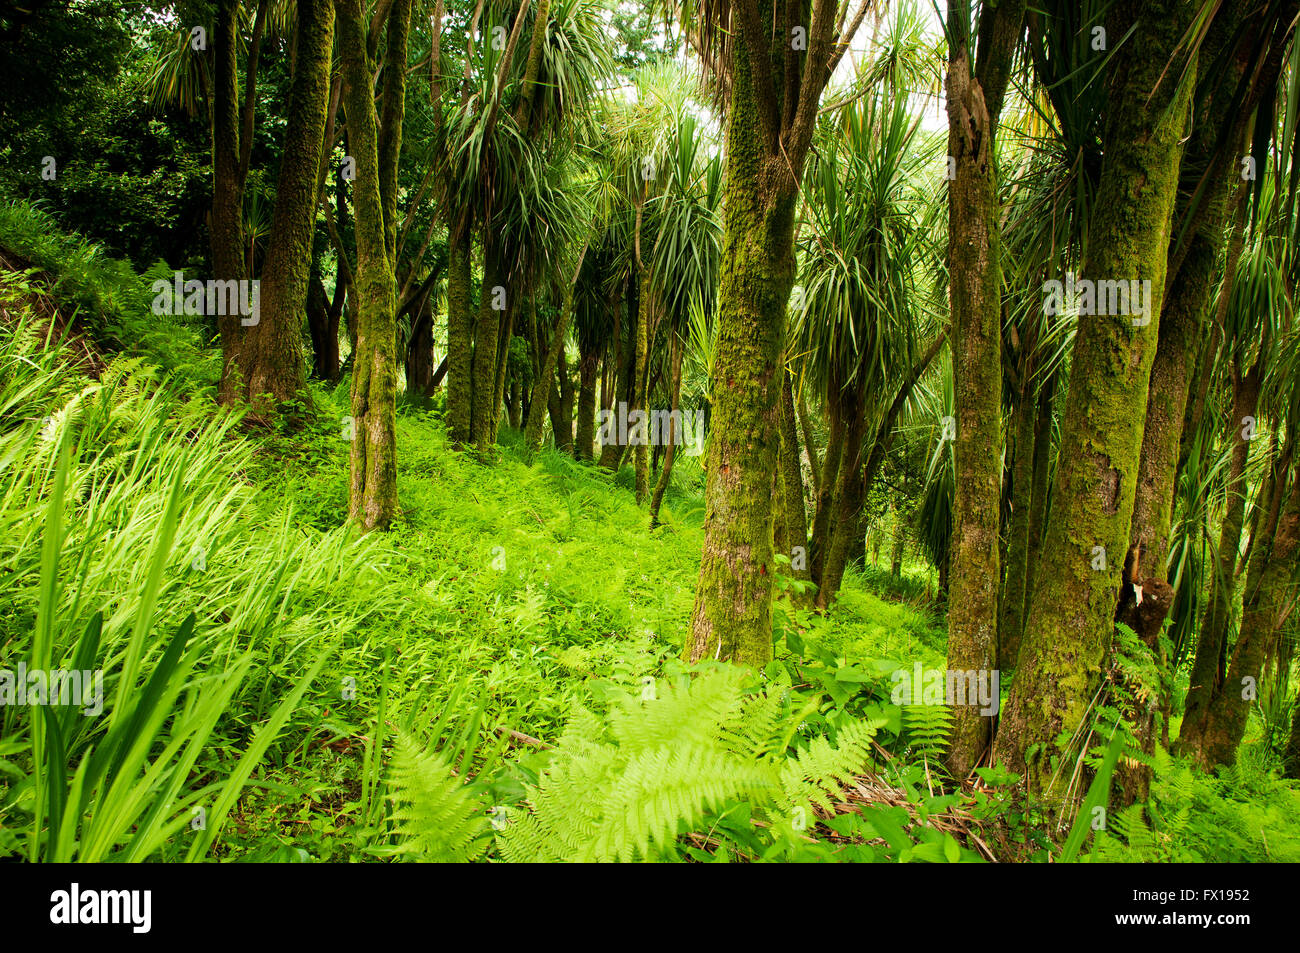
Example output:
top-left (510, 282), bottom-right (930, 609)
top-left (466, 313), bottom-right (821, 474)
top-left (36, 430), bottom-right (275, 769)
top-left (793, 74), bottom-right (935, 609)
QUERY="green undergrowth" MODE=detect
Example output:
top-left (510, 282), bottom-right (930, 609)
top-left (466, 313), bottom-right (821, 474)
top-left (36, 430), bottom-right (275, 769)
top-left (3, 213), bottom-right (1297, 863)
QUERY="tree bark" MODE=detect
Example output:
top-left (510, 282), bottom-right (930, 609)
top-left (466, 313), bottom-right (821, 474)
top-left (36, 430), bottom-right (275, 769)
top-left (687, 31), bottom-right (796, 665)
top-left (575, 349), bottom-right (599, 461)
top-left (777, 368), bottom-right (810, 590)
top-left (338, 0), bottom-right (398, 530)
top-left (993, 0), bottom-right (1195, 797)
top-left (1193, 459), bottom-right (1299, 768)
top-left (445, 218), bottom-right (473, 444)
top-left (470, 241), bottom-right (505, 452)
top-left (211, 0), bottom-right (247, 404)
top-left (998, 372), bottom-right (1037, 671)
top-left (943, 38), bottom-right (1007, 778)
top-left (1178, 365), bottom-right (1262, 753)
top-left (242, 0), bottom-right (334, 416)
top-left (809, 376), bottom-right (843, 586)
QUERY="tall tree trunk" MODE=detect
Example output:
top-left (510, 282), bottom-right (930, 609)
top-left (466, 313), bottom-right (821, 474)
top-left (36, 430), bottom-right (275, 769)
top-left (650, 333), bottom-right (684, 526)
top-left (377, 0), bottom-right (412, 266)
top-left (1117, 11), bottom-right (1257, 799)
top-left (1178, 365), bottom-right (1264, 758)
top-left (777, 368), bottom-right (810, 590)
top-left (338, 0), bottom-right (398, 530)
top-left (599, 283), bottom-right (636, 471)
top-left (470, 241), bottom-right (504, 452)
top-left (242, 0), bottom-right (334, 416)
top-left (994, 0), bottom-right (1195, 796)
top-left (687, 35), bottom-right (797, 666)
top-left (445, 219), bottom-right (473, 444)
top-left (817, 383), bottom-right (866, 608)
top-left (1193, 457), bottom-right (1299, 767)
top-left (557, 344), bottom-right (575, 452)
top-left (524, 249), bottom-right (587, 456)
top-left (809, 378), bottom-right (844, 586)
top-left (211, 0), bottom-right (247, 404)
top-left (491, 300), bottom-right (516, 441)
top-left (998, 378), bottom-right (1037, 671)
top-left (1024, 370), bottom-right (1055, 609)
top-left (575, 349), bottom-right (599, 461)
top-left (798, 392), bottom-right (820, 497)
top-left (943, 31), bottom-right (1009, 778)
top-left (634, 270), bottom-right (652, 504)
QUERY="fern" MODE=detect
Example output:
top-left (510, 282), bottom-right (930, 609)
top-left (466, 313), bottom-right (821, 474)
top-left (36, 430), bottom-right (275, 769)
top-left (386, 733), bottom-right (491, 862)
top-left (902, 703), bottom-right (952, 760)
top-left (492, 666), bottom-right (883, 861)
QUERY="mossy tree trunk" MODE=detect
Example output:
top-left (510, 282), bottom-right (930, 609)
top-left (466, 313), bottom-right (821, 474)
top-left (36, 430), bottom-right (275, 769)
top-left (575, 349), bottom-right (599, 461)
top-left (377, 0), bottom-right (412, 266)
top-left (445, 218), bottom-right (473, 445)
top-left (685, 0), bottom-right (872, 664)
top-left (242, 0), bottom-right (334, 417)
top-left (338, 0), bottom-right (398, 531)
top-left (943, 0), bottom-right (1025, 777)
top-left (1024, 371), bottom-right (1055, 606)
top-left (993, 0), bottom-right (1196, 796)
top-left (470, 241), bottom-right (505, 452)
